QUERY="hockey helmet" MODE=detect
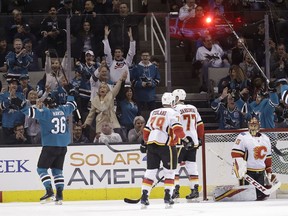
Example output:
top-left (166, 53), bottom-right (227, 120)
top-left (43, 96), bottom-right (58, 108)
top-left (248, 112), bottom-right (260, 136)
top-left (161, 92), bottom-right (175, 107)
top-left (172, 89), bottom-right (186, 103)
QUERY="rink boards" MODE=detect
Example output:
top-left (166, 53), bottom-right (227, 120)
top-left (0, 144), bottom-right (193, 202)
top-left (1, 143), bottom-right (288, 202)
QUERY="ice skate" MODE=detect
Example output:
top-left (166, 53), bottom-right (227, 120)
top-left (172, 185), bottom-right (180, 202)
top-left (40, 187), bottom-right (55, 204)
top-left (140, 190), bottom-right (149, 209)
top-left (186, 184), bottom-right (199, 202)
top-left (55, 189), bottom-right (63, 205)
top-left (164, 189), bottom-right (174, 209)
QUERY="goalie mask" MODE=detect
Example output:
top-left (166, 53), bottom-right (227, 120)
top-left (161, 92), bottom-right (175, 108)
top-left (172, 89), bottom-right (186, 104)
top-left (248, 113), bottom-right (260, 136)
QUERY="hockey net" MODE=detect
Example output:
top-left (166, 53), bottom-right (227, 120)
top-left (201, 128), bottom-right (288, 200)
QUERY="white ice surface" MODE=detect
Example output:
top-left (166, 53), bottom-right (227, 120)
top-left (1, 198), bottom-right (288, 216)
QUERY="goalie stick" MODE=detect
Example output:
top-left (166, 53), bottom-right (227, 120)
top-left (272, 145), bottom-right (288, 157)
top-left (124, 176), bottom-right (165, 204)
top-left (208, 148), bottom-right (281, 196)
top-left (104, 140), bottom-right (139, 153)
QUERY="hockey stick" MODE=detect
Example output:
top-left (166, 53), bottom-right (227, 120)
top-left (124, 176), bottom-right (165, 204)
top-left (104, 140), bottom-right (139, 153)
top-left (272, 145), bottom-right (288, 157)
top-left (208, 148), bottom-right (281, 196)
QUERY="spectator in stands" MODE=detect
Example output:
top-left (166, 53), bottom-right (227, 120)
top-left (270, 43), bottom-right (288, 79)
top-left (13, 24), bottom-right (37, 48)
top-left (57, 0), bottom-right (82, 37)
top-left (231, 37), bottom-right (247, 66)
top-left (106, 1), bottom-right (148, 56)
top-left (24, 90), bottom-right (41, 144)
top-left (18, 74), bottom-right (33, 98)
top-left (40, 6), bottom-right (67, 57)
top-left (44, 50), bottom-right (65, 91)
top-left (105, 0), bottom-right (121, 14)
top-left (82, 71), bottom-right (127, 141)
top-left (177, 0), bottom-right (197, 60)
top-left (0, 78), bottom-right (26, 138)
top-left (73, 123), bottom-right (90, 143)
top-left (74, 50), bottom-right (98, 119)
top-left (233, 87), bottom-right (279, 129)
top-left (211, 86), bottom-right (244, 129)
top-left (5, 38), bottom-right (33, 82)
top-left (5, 9), bottom-right (28, 43)
top-left (90, 64), bottom-right (114, 101)
top-left (239, 52), bottom-right (261, 82)
top-left (94, 121), bottom-right (122, 143)
top-left (103, 25), bottom-right (135, 85)
top-left (80, 0), bottom-right (106, 58)
top-left (252, 24), bottom-right (276, 67)
top-left (57, 0), bottom-right (80, 16)
top-left (5, 123), bottom-right (31, 145)
top-left (128, 115), bottom-right (145, 143)
top-left (0, 37), bottom-right (10, 73)
top-left (131, 50), bottom-right (160, 114)
top-left (195, 34), bottom-right (230, 92)
top-left (117, 86), bottom-right (140, 138)
top-left (72, 21), bottom-right (98, 61)
top-left (23, 38), bottom-right (40, 71)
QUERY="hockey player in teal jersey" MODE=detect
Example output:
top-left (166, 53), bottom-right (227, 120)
top-left (12, 95), bottom-right (77, 204)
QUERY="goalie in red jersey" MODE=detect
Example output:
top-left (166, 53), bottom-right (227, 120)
top-left (231, 113), bottom-right (275, 200)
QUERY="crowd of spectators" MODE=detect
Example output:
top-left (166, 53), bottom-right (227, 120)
top-left (0, 0), bottom-right (288, 144)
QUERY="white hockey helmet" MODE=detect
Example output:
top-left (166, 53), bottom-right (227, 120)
top-left (161, 92), bottom-right (175, 107)
top-left (172, 89), bottom-right (186, 103)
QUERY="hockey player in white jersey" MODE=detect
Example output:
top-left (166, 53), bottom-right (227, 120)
top-left (171, 89), bottom-right (204, 201)
top-left (140, 92), bottom-right (191, 209)
top-left (231, 113), bottom-right (273, 200)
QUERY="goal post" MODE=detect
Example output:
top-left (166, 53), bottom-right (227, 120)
top-left (202, 128), bottom-right (288, 200)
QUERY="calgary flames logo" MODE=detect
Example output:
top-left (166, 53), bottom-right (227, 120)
top-left (254, 146), bottom-right (267, 160)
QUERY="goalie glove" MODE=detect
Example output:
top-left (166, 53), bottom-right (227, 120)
top-left (181, 136), bottom-right (194, 150)
top-left (232, 157), bottom-right (247, 179)
top-left (140, 140), bottom-right (147, 153)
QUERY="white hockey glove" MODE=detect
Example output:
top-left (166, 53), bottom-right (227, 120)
top-left (265, 173), bottom-right (278, 186)
top-left (232, 158), bottom-right (247, 179)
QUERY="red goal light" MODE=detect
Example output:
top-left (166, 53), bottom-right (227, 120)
top-left (205, 16), bottom-right (212, 24)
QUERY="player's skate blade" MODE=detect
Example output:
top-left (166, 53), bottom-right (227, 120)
top-left (55, 200), bottom-right (63, 205)
top-left (40, 196), bottom-right (55, 204)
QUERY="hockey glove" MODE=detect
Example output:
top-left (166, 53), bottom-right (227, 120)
top-left (181, 136), bottom-right (194, 151)
top-left (265, 173), bottom-right (278, 186)
top-left (140, 140), bottom-right (147, 153)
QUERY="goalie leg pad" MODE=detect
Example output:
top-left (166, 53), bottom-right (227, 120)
top-left (213, 185), bottom-right (257, 202)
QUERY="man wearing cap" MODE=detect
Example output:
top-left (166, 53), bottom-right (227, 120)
top-left (18, 74), bottom-right (33, 99)
top-left (0, 78), bottom-right (26, 140)
top-left (74, 50), bottom-right (98, 119)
